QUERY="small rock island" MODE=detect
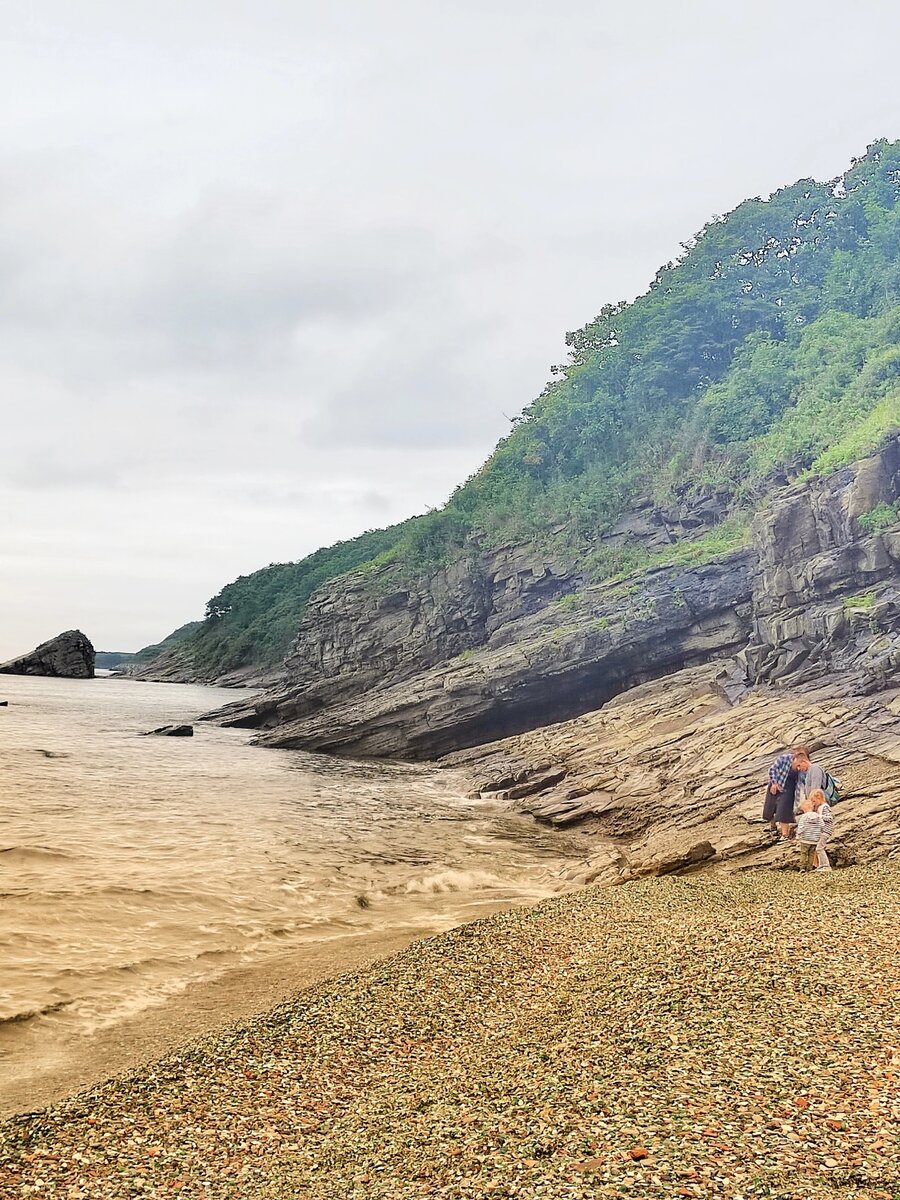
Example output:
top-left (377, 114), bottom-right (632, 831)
top-left (0, 630), bottom-right (96, 679)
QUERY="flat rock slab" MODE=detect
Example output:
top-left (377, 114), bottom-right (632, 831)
top-left (142, 724), bottom-right (194, 737)
top-left (445, 661), bottom-right (900, 880)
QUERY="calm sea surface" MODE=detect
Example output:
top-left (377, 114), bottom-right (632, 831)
top-left (0, 676), bottom-right (583, 1104)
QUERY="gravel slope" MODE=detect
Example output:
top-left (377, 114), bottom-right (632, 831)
top-left (2, 864), bottom-right (899, 1199)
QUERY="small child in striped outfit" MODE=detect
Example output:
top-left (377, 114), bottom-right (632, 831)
top-left (795, 797), bottom-right (823, 872)
top-left (809, 788), bottom-right (834, 872)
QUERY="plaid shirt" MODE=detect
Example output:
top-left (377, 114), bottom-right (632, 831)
top-left (768, 752), bottom-right (794, 789)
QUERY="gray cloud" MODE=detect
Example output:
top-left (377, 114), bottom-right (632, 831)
top-left (1, 0), bottom-right (900, 654)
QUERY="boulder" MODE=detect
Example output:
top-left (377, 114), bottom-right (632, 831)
top-left (143, 724), bottom-right (194, 737)
top-left (0, 630), bottom-right (95, 679)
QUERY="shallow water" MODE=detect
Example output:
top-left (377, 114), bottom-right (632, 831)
top-left (0, 676), bottom-right (584, 1106)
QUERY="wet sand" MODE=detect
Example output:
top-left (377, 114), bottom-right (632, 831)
top-left (1, 901), bottom-right (515, 1118)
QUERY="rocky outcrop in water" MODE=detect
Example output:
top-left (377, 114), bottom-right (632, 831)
top-left (210, 439), bottom-right (900, 765)
top-left (0, 631), bottom-right (95, 679)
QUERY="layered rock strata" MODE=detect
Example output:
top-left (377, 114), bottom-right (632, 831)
top-left (0, 631), bottom-right (95, 679)
top-left (442, 661), bottom-right (900, 882)
top-left (740, 437), bottom-right (900, 693)
top-left (211, 438), bottom-right (900, 764)
top-left (217, 553), bottom-right (752, 758)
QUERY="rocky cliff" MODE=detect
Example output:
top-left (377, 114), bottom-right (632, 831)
top-left (211, 439), bottom-right (900, 766)
top-left (741, 437), bottom-right (900, 693)
top-left (0, 630), bottom-right (96, 679)
top-left (443, 660), bottom-right (900, 885)
top-left (125, 643), bottom-right (276, 688)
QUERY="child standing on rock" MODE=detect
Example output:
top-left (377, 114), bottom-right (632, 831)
top-left (795, 797), bottom-right (823, 872)
top-left (809, 788), bottom-right (834, 872)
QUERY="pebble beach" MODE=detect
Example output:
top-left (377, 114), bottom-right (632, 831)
top-left (2, 863), bottom-right (899, 1200)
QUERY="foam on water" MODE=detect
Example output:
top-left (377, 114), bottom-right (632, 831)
top-left (0, 675), bottom-right (587, 1099)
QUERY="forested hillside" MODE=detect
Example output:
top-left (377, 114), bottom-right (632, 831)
top-left (140, 522), bottom-right (417, 679)
top-left (141, 140), bottom-right (900, 681)
top-left (403, 138), bottom-right (900, 568)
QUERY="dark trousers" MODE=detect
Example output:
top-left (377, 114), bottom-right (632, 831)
top-left (762, 785), bottom-right (778, 823)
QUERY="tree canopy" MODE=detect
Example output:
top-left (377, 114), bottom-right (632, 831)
top-left (140, 141), bottom-right (900, 678)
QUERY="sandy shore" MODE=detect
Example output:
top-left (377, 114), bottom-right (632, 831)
top-left (1, 898), bottom-right (524, 1120)
top-left (2, 864), bottom-right (899, 1199)
top-left (0, 929), bottom-right (420, 1121)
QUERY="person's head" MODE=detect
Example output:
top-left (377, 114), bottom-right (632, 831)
top-left (799, 796), bottom-right (815, 814)
top-left (808, 789), bottom-right (826, 810)
top-left (792, 746), bottom-right (811, 772)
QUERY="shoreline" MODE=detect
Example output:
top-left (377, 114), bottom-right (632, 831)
top-left (3, 863), bottom-right (898, 1199)
top-left (0, 898), bottom-right (526, 1120)
top-left (3, 673), bottom-right (591, 1122)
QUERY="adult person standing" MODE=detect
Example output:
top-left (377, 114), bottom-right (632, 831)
top-left (793, 749), bottom-right (826, 805)
top-left (763, 746), bottom-right (806, 840)
top-left (774, 764), bottom-right (800, 841)
top-left (763, 751), bottom-right (791, 829)
top-left (764, 748), bottom-right (797, 827)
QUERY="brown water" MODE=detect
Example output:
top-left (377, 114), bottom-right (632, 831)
top-left (0, 676), bottom-right (584, 1111)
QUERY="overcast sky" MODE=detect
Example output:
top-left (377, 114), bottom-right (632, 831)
top-left (2, 0), bottom-right (900, 656)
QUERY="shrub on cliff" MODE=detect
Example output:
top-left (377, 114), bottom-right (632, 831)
top-left (183, 521), bottom-right (417, 675)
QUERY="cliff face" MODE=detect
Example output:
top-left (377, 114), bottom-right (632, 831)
top-left (441, 439), bottom-right (900, 876)
top-left (279, 486), bottom-right (734, 700)
top-left (125, 644), bottom-right (278, 689)
top-left (209, 515), bottom-right (750, 752)
top-left (210, 439), bottom-right (900, 762)
top-left (741, 436), bottom-right (900, 692)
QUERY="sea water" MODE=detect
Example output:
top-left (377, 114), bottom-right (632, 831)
top-left (0, 676), bottom-right (583, 1110)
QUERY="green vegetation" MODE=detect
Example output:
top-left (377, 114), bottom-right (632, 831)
top-left (551, 592), bottom-right (583, 610)
top-left (95, 651), bottom-right (136, 670)
top-left (842, 590), bottom-right (883, 633)
top-left (629, 596), bottom-right (658, 623)
top-left (132, 622), bottom-right (202, 665)
top-left (857, 500), bottom-right (900, 532)
top-left (435, 140), bottom-right (900, 553)
top-left (136, 519), bottom-right (429, 678)
top-left (843, 592), bottom-right (878, 610)
top-left (186, 522), bottom-right (417, 677)
top-left (581, 517), bottom-right (751, 588)
top-left (143, 141), bottom-right (900, 678)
